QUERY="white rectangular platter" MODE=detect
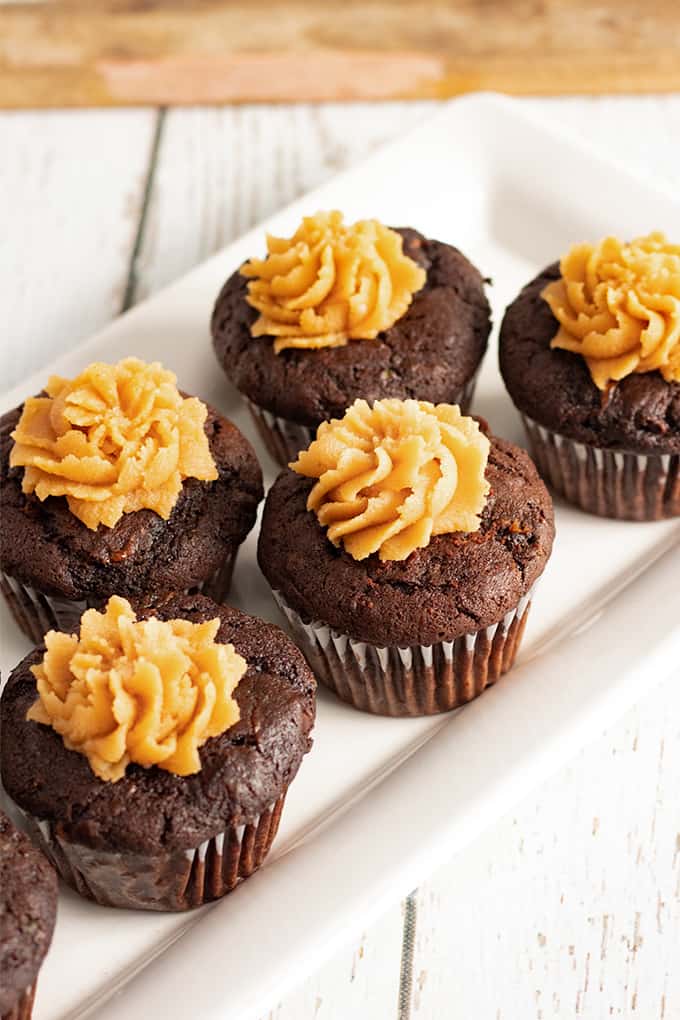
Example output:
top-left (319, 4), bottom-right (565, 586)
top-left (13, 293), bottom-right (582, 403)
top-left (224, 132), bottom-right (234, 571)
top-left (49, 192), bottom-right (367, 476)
top-left (1, 93), bottom-right (679, 1020)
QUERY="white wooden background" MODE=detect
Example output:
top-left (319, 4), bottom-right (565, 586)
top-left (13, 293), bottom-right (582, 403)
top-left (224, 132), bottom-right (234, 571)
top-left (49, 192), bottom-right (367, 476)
top-left (1, 96), bottom-right (679, 1020)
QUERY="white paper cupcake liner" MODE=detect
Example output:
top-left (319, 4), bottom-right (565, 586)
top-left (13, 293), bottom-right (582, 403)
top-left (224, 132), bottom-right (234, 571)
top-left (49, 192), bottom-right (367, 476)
top-left (20, 794), bottom-right (285, 912)
top-left (273, 586), bottom-right (535, 717)
top-left (2, 982), bottom-right (36, 1020)
top-left (522, 415), bottom-right (680, 521)
top-left (0, 552), bottom-right (238, 646)
top-left (247, 371), bottom-right (480, 467)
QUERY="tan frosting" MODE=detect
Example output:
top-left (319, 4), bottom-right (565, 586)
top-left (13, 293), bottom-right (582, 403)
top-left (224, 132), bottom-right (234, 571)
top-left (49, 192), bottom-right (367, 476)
top-left (27, 596), bottom-right (246, 782)
top-left (10, 357), bottom-right (218, 530)
top-left (240, 210), bottom-right (426, 353)
top-left (541, 232), bottom-right (680, 390)
top-left (291, 398), bottom-right (490, 562)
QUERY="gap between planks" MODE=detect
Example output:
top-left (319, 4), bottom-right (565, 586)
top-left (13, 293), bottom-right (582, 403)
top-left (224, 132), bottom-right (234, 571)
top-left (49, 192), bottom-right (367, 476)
top-left (121, 107), bottom-right (167, 312)
top-left (398, 893), bottom-right (419, 1020)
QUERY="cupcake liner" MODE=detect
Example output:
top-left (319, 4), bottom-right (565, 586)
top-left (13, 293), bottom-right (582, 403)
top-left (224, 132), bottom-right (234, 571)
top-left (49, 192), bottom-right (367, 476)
top-left (247, 401), bottom-right (316, 468)
top-left (19, 794), bottom-right (285, 912)
top-left (1, 983), bottom-right (36, 1020)
top-left (522, 415), bottom-right (680, 522)
top-left (247, 371), bottom-right (480, 467)
top-left (0, 572), bottom-right (87, 646)
top-left (198, 548), bottom-right (237, 604)
top-left (0, 551), bottom-right (237, 645)
top-left (273, 586), bottom-right (534, 717)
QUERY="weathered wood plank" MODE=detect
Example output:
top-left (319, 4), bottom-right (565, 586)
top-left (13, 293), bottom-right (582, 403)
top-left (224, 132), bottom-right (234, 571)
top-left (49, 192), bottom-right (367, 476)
top-left (1, 1), bottom-right (680, 109)
top-left (0, 108), bottom-right (156, 389)
top-left (261, 907), bottom-right (406, 1020)
top-left (408, 669), bottom-right (680, 1019)
top-left (132, 102), bottom-right (434, 303)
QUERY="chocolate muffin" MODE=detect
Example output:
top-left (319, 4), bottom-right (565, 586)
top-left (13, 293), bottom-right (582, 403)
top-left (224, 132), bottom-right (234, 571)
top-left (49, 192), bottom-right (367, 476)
top-left (0, 358), bottom-right (263, 644)
top-left (500, 235), bottom-right (680, 520)
top-left (258, 398), bottom-right (554, 717)
top-left (212, 212), bottom-right (491, 465)
top-left (1, 593), bottom-right (315, 912)
top-left (1, 810), bottom-right (58, 1020)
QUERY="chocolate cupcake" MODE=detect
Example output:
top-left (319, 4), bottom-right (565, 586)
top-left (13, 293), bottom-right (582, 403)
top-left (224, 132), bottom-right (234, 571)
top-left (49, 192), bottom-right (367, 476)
top-left (212, 211), bottom-right (491, 465)
top-left (500, 233), bottom-right (680, 520)
top-left (258, 398), bottom-right (554, 717)
top-left (1, 593), bottom-right (315, 912)
top-left (1, 810), bottom-right (58, 1020)
top-left (0, 357), bottom-right (263, 644)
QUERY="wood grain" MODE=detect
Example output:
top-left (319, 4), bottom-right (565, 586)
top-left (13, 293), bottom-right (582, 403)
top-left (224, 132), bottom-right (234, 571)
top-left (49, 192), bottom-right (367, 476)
top-left (132, 102), bottom-right (434, 303)
top-left (0, 107), bottom-right (156, 390)
top-left (408, 668), bottom-right (680, 1020)
top-left (1, 0), bottom-right (680, 109)
top-left (263, 908), bottom-right (405, 1020)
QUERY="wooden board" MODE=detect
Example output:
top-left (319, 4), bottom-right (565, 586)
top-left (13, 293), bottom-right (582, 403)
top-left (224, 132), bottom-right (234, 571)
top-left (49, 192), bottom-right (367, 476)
top-left (1, 0), bottom-right (680, 109)
top-left (0, 107), bottom-right (155, 390)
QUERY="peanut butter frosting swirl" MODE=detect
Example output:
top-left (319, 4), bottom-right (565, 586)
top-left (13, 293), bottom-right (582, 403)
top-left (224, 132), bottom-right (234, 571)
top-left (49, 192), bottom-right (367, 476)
top-left (28, 596), bottom-right (246, 782)
top-left (240, 211), bottom-right (426, 353)
top-left (541, 232), bottom-right (680, 390)
top-left (10, 357), bottom-right (218, 530)
top-left (291, 398), bottom-right (490, 562)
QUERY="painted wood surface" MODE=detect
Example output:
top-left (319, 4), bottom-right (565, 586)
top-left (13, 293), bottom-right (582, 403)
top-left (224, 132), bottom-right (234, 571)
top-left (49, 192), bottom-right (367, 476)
top-left (0, 108), bottom-right (156, 389)
top-left (132, 102), bottom-right (435, 304)
top-left (1, 96), bottom-right (679, 1020)
top-left (2, 2), bottom-right (680, 109)
top-left (407, 672), bottom-right (680, 1020)
top-left (263, 908), bottom-right (406, 1020)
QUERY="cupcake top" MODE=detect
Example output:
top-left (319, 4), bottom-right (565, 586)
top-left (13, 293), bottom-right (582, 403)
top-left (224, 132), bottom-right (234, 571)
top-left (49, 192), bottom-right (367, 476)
top-left (1, 594), bottom-right (316, 854)
top-left (541, 234), bottom-right (680, 390)
top-left (10, 358), bottom-right (218, 530)
top-left (291, 398), bottom-right (490, 562)
top-left (0, 358), bottom-right (263, 601)
top-left (27, 596), bottom-right (247, 782)
top-left (213, 218), bottom-right (491, 429)
top-left (240, 211), bottom-right (426, 353)
top-left (500, 234), bottom-right (680, 454)
top-left (259, 400), bottom-right (554, 647)
top-left (0, 810), bottom-right (58, 1016)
